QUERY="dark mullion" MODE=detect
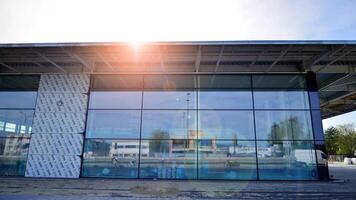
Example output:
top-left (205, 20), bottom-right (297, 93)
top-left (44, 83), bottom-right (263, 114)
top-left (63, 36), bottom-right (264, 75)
top-left (79, 74), bottom-right (93, 178)
top-left (308, 90), bottom-right (321, 180)
top-left (137, 76), bottom-right (145, 178)
top-left (0, 108), bottom-right (37, 110)
top-left (196, 76), bottom-right (199, 180)
top-left (251, 75), bottom-right (260, 181)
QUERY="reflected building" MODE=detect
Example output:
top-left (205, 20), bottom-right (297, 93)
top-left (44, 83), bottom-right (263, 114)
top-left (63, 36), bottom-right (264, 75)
top-left (0, 42), bottom-right (343, 181)
top-left (109, 140), bottom-right (149, 158)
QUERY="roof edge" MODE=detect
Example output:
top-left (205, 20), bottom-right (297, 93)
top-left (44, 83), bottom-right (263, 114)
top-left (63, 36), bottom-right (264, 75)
top-left (1, 40), bottom-right (356, 48)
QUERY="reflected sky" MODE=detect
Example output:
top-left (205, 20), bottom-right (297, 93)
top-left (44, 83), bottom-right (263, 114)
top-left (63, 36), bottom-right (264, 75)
top-left (0, 92), bottom-right (37, 109)
top-left (86, 110), bottom-right (141, 138)
top-left (254, 91), bottom-right (309, 109)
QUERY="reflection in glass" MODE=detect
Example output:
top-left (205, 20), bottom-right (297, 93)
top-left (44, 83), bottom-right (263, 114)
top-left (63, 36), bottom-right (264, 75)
top-left (254, 91), bottom-right (309, 109)
top-left (0, 110), bottom-right (34, 137)
top-left (257, 141), bottom-right (318, 180)
top-left (144, 75), bottom-right (196, 89)
top-left (91, 75), bottom-right (143, 90)
top-left (0, 92), bottom-right (37, 109)
top-left (255, 111), bottom-right (313, 140)
top-left (199, 111), bottom-right (255, 139)
top-left (139, 139), bottom-right (197, 179)
top-left (198, 91), bottom-right (252, 109)
top-left (86, 110), bottom-right (141, 138)
top-left (252, 75), bottom-right (307, 89)
top-left (198, 140), bottom-right (257, 180)
top-left (141, 110), bottom-right (197, 139)
top-left (0, 76), bottom-right (40, 90)
top-left (83, 74), bottom-right (321, 180)
top-left (89, 91), bottom-right (142, 109)
top-left (0, 137), bottom-right (30, 176)
top-left (143, 91), bottom-right (196, 109)
top-left (82, 139), bottom-right (139, 178)
top-left (198, 75), bottom-right (251, 89)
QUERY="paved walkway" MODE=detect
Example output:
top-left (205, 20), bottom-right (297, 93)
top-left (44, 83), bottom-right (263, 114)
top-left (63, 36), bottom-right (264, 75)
top-left (0, 164), bottom-right (355, 199)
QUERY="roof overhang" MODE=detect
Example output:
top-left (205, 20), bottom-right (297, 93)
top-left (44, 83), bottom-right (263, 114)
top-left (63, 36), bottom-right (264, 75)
top-left (0, 41), bottom-right (355, 119)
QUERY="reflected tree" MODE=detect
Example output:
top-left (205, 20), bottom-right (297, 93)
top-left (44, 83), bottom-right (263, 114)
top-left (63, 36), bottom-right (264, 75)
top-left (268, 116), bottom-right (304, 143)
top-left (149, 129), bottom-right (170, 156)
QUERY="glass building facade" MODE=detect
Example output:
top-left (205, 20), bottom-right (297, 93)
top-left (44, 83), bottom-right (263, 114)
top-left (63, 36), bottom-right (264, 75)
top-left (0, 76), bottom-right (39, 176)
top-left (81, 74), bottom-right (323, 180)
top-left (0, 73), bottom-right (328, 180)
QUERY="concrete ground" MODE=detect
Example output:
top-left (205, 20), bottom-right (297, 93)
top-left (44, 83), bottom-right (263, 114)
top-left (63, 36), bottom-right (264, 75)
top-left (0, 163), bottom-right (356, 200)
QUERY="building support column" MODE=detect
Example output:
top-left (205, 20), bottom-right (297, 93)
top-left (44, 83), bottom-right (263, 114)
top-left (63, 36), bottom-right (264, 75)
top-left (307, 71), bottom-right (330, 181)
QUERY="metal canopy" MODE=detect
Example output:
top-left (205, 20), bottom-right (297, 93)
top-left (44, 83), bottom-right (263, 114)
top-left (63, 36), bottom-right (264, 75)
top-left (0, 41), bottom-right (355, 119)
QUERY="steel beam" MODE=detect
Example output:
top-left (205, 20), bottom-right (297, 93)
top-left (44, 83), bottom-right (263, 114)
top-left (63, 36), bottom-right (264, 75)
top-left (159, 46), bottom-right (166, 72)
top-left (322, 84), bottom-right (356, 92)
top-left (61, 47), bottom-right (93, 72)
top-left (195, 45), bottom-right (201, 72)
top-left (319, 74), bottom-right (354, 91)
top-left (321, 91), bottom-right (356, 107)
top-left (30, 48), bottom-right (66, 73)
top-left (95, 47), bottom-right (115, 72)
top-left (250, 48), bottom-right (269, 67)
top-left (316, 46), bottom-right (356, 72)
top-left (265, 45), bottom-right (292, 72)
top-left (214, 45), bottom-right (225, 72)
top-left (0, 62), bottom-right (20, 73)
top-left (303, 45), bottom-right (346, 71)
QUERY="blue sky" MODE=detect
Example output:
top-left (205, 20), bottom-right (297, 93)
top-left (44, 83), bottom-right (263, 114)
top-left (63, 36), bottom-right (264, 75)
top-left (0, 0), bottom-right (355, 128)
top-left (322, 111), bottom-right (356, 130)
top-left (1, 0), bottom-right (356, 43)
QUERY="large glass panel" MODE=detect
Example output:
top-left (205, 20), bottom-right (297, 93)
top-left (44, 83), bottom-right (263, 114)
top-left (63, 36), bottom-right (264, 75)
top-left (198, 75), bottom-right (251, 89)
top-left (144, 75), bottom-right (196, 90)
top-left (0, 110), bottom-right (34, 137)
top-left (89, 91), bottom-right (142, 109)
top-left (86, 110), bottom-right (141, 139)
top-left (143, 91), bottom-right (196, 109)
top-left (199, 111), bottom-right (255, 139)
top-left (198, 140), bottom-right (257, 180)
top-left (91, 75), bottom-right (143, 90)
top-left (141, 110), bottom-right (197, 139)
top-left (254, 91), bottom-right (309, 109)
top-left (0, 137), bottom-right (30, 176)
top-left (0, 76), bottom-right (40, 90)
top-left (257, 141), bottom-right (318, 180)
top-left (253, 75), bottom-right (307, 89)
top-left (0, 92), bottom-right (37, 109)
top-left (198, 91), bottom-right (252, 109)
top-left (139, 139), bottom-right (197, 179)
top-left (82, 139), bottom-right (139, 178)
top-left (255, 111), bottom-right (313, 140)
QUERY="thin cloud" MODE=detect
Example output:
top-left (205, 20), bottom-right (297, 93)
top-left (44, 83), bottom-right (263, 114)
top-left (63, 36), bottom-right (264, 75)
top-left (0, 0), bottom-right (355, 43)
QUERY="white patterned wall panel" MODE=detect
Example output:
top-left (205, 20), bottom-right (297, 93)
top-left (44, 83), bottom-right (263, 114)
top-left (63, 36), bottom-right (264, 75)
top-left (26, 73), bottom-right (89, 178)
top-left (32, 112), bottom-right (86, 134)
top-left (29, 134), bottom-right (83, 155)
top-left (36, 92), bottom-right (88, 112)
top-left (25, 155), bottom-right (81, 178)
top-left (39, 74), bottom-right (89, 93)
